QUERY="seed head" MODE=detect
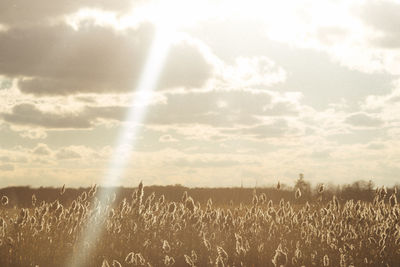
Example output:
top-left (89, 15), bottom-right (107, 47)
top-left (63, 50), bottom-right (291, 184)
top-left (168, 203), bottom-right (176, 213)
top-left (1, 196), bottom-right (8, 206)
top-left (185, 197), bottom-right (195, 213)
top-left (272, 245), bottom-right (287, 267)
top-left (295, 188), bottom-right (302, 199)
top-left (32, 194), bottom-right (37, 206)
top-left (125, 252), bottom-right (135, 264)
top-left (112, 260), bottom-right (121, 267)
top-left (323, 255), bottom-right (329, 266)
top-left (318, 184), bottom-right (324, 194)
top-left (252, 195), bottom-right (258, 206)
top-left (162, 240), bottom-right (171, 253)
top-left (60, 184), bottom-right (66, 195)
top-left (101, 260), bottom-right (110, 267)
top-left (390, 194), bottom-right (397, 207)
top-left (159, 195), bottom-right (165, 205)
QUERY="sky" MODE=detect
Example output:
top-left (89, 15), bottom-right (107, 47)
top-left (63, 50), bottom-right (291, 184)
top-left (0, 0), bottom-right (400, 188)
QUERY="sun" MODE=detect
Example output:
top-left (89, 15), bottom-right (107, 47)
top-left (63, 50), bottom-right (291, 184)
top-left (65, 0), bottom-right (313, 47)
top-left (137, 0), bottom-right (216, 31)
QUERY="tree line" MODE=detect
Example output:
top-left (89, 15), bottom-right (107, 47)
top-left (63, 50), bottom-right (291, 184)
top-left (0, 176), bottom-right (396, 208)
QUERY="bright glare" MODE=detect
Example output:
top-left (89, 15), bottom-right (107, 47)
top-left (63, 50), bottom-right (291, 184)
top-left (64, 0), bottom-right (353, 49)
top-left (134, 0), bottom-right (218, 31)
top-left (69, 27), bottom-right (172, 267)
top-left (102, 30), bottom-right (171, 187)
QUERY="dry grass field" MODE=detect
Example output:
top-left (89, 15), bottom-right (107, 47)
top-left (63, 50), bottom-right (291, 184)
top-left (0, 182), bottom-right (399, 267)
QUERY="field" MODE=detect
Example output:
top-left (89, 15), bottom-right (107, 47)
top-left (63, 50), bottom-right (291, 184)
top-left (0, 182), bottom-right (399, 267)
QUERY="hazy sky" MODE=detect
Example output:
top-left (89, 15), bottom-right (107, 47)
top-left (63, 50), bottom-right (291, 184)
top-left (0, 0), bottom-right (400, 187)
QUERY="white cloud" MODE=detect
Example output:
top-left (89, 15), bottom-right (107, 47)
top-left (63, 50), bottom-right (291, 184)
top-left (217, 56), bottom-right (286, 88)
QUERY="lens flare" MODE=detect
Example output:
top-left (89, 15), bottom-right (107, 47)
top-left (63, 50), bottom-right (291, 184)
top-left (68, 28), bottom-right (172, 267)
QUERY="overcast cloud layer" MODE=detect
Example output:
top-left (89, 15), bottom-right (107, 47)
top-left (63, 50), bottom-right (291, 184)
top-left (1, 0), bottom-right (400, 187)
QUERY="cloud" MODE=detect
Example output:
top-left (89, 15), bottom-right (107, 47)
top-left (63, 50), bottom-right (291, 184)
top-left (316, 26), bottom-right (348, 45)
top-left (219, 56), bottom-right (286, 88)
top-left (345, 112), bottom-right (384, 128)
top-left (84, 105), bottom-right (127, 122)
top-left (32, 143), bottom-right (52, 156)
top-left (159, 134), bottom-right (178, 143)
top-left (359, 0), bottom-right (400, 48)
top-left (1, 103), bottom-right (92, 129)
top-left (0, 77), bottom-right (12, 90)
top-left (190, 16), bottom-right (395, 110)
top-left (0, 22), bottom-right (213, 95)
top-left (0, 1), bottom-right (133, 26)
top-left (2, 0), bottom-right (400, 187)
top-left (144, 90), bottom-right (265, 126)
top-left (309, 149), bottom-right (331, 159)
top-left (0, 156), bottom-right (10, 163)
top-left (146, 89), bottom-right (300, 127)
top-left (170, 158), bottom-right (244, 168)
top-left (0, 164), bottom-right (14, 171)
top-left (18, 128), bottom-right (48, 139)
top-left (221, 119), bottom-right (299, 139)
top-left (366, 142), bottom-right (385, 150)
top-left (1, 102), bottom-right (133, 130)
top-left (0, 87), bottom-right (303, 133)
top-left (55, 147), bottom-right (82, 160)
top-left (360, 85), bottom-right (400, 135)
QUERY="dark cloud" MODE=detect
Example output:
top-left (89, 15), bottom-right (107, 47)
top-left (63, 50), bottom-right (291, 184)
top-left (55, 148), bottom-right (82, 159)
top-left (388, 95), bottom-right (400, 103)
top-left (84, 106), bottom-right (127, 121)
top-left (1, 103), bottom-right (93, 129)
top-left (0, 156), bottom-right (10, 162)
top-left (159, 42), bottom-right (213, 89)
top-left (146, 90), bottom-right (298, 127)
top-left (371, 35), bottom-right (400, 49)
top-left (1, 103), bottom-right (129, 129)
top-left (1, 89), bottom-right (300, 130)
top-left (32, 144), bottom-right (51, 155)
top-left (345, 112), bottom-right (384, 128)
top-left (86, 90), bottom-right (277, 127)
top-left (0, 22), bottom-right (212, 95)
top-left (0, 163), bottom-right (14, 171)
top-left (359, 1), bottom-right (400, 48)
top-left (146, 91), bottom-right (261, 126)
top-left (0, 0), bottom-right (134, 26)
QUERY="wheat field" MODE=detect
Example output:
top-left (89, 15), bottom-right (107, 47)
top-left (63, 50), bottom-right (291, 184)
top-left (0, 182), bottom-right (399, 267)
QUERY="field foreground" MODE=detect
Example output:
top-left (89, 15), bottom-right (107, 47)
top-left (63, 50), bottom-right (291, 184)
top-left (0, 183), bottom-right (399, 267)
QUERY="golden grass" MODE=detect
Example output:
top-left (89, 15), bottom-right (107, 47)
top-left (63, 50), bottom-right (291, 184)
top-left (0, 183), bottom-right (399, 266)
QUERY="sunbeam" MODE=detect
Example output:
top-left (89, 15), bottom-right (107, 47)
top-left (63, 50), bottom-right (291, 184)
top-left (68, 27), bottom-right (172, 267)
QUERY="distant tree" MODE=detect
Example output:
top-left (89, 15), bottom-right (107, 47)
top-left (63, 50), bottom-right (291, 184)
top-left (294, 173), bottom-right (311, 200)
top-left (367, 180), bottom-right (374, 192)
top-left (340, 180), bottom-right (373, 201)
